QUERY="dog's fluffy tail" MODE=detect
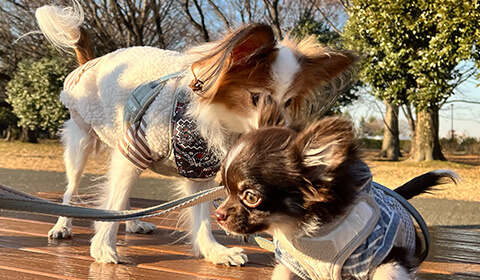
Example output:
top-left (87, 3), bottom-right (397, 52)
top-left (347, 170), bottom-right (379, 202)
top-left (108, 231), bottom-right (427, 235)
top-left (36, 1), bottom-right (94, 65)
top-left (394, 170), bottom-right (460, 200)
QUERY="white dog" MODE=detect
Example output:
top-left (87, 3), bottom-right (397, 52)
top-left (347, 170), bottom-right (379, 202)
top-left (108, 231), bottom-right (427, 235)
top-left (36, 2), bottom-right (356, 265)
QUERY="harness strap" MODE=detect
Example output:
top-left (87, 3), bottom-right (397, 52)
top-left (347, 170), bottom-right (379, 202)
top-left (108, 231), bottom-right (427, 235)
top-left (0, 183), bottom-right (227, 222)
top-left (373, 182), bottom-right (430, 262)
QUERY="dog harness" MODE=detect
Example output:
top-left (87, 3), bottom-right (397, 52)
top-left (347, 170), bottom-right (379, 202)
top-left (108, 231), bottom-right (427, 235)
top-left (274, 175), bottom-right (416, 280)
top-left (118, 72), bottom-right (221, 180)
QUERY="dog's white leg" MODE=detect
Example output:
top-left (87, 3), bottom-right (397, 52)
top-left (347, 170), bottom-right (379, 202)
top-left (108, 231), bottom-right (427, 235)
top-left (49, 120), bottom-right (94, 239)
top-left (371, 262), bottom-right (413, 280)
top-left (90, 149), bottom-right (142, 263)
top-left (271, 263), bottom-right (295, 280)
top-left (125, 200), bottom-right (156, 234)
top-left (182, 180), bottom-right (248, 266)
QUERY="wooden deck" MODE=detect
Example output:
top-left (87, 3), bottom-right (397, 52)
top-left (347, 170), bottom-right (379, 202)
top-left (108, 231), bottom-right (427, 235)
top-left (1, 192), bottom-right (479, 280)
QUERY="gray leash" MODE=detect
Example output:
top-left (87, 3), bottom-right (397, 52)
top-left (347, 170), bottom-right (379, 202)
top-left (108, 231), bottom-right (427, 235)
top-left (0, 183), bottom-right (226, 221)
top-left (0, 183), bottom-right (274, 251)
top-left (0, 182), bottom-right (429, 257)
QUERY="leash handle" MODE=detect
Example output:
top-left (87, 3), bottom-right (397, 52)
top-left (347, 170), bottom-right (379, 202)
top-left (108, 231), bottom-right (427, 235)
top-left (373, 182), bottom-right (430, 263)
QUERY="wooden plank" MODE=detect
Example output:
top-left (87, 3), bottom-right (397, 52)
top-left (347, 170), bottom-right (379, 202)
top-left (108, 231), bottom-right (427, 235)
top-left (0, 219), bottom-right (274, 279)
top-left (0, 247), bottom-right (191, 280)
top-left (2, 192), bottom-right (480, 279)
top-left (0, 267), bottom-right (60, 280)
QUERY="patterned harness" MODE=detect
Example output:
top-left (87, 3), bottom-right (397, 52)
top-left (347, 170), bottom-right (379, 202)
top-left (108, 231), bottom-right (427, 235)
top-left (118, 72), bottom-right (220, 180)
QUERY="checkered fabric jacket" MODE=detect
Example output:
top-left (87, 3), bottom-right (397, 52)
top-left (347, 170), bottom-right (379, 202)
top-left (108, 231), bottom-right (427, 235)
top-left (275, 177), bottom-right (416, 280)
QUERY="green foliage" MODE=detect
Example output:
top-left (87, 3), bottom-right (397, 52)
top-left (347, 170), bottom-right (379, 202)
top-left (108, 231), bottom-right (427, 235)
top-left (291, 16), bottom-right (341, 49)
top-left (0, 107), bottom-right (17, 127)
top-left (343, 0), bottom-right (480, 110)
top-left (440, 135), bottom-right (480, 155)
top-left (361, 138), bottom-right (411, 152)
top-left (6, 56), bottom-right (71, 134)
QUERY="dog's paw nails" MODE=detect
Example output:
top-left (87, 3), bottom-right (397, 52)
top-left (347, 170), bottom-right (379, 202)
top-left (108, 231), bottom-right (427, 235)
top-left (90, 243), bottom-right (119, 264)
top-left (125, 220), bottom-right (156, 234)
top-left (48, 226), bottom-right (72, 239)
top-left (206, 246), bottom-right (248, 266)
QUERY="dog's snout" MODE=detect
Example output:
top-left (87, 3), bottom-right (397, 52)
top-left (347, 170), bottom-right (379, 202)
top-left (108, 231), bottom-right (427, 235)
top-left (215, 209), bottom-right (227, 223)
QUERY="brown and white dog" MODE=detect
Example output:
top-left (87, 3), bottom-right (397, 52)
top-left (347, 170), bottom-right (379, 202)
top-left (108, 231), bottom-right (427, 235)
top-left (216, 117), bottom-right (458, 279)
top-left (35, 3), bottom-right (357, 265)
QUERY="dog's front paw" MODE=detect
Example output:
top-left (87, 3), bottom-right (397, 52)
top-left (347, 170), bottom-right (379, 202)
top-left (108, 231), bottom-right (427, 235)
top-left (48, 217), bottom-right (72, 239)
top-left (125, 219), bottom-right (156, 234)
top-left (204, 246), bottom-right (248, 266)
top-left (90, 235), bottom-right (119, 264)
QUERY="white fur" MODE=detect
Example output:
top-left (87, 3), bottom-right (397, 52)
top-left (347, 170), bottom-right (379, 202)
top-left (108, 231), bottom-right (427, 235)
top-left (36, 2), bottom-right (262, 265)
top-left (49, 119), bottom-right (94, 238)
top-left (271, 46), bottom-right (301, 104)
top-left (223, 142), bottom-right (246, 175)
top-left (37, 2), bottom-right (329, 267)
top-left (180, 180), bottom-right (248, 266)
top-left (272, 263), bottom-right (295, 280)
top-left (371, 262), bottom-right (413, 280)
top-left (35, 1), bottom-right (84, 51)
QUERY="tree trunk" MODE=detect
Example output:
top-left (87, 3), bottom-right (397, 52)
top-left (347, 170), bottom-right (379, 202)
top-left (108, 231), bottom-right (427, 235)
top-left (4, 125), bottom-right (12, 141)
top-left (20, 127), bottom-right (38, 143)
top-left (409, 107), bottom-right (446, 161)
top-left (376, 100), bottom-right (400, 160)
top-left (402, 105), bottom-right (416, 157)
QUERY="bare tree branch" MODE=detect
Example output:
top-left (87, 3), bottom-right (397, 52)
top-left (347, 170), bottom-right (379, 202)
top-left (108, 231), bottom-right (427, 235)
top-left (183, 0), bottom-right (210, 42)
top-left (262, 0), bottom-right (282, 39)
top-left (309, 0), bottom-right (343, 34)
top-left (207, 0), bottom-right (230, 29)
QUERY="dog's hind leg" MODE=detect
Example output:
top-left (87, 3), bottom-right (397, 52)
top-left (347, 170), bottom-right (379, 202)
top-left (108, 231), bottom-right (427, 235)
top-left (182, 180), bottom-right (248, 266)
top-left (371, 262), bottom-right (413, 280)
top-left (90, 148), bottom-right (142, 263)
top-left (125, 200), bottom-right (156, 234)
top-left (49, 119), bottom-right (95, 239)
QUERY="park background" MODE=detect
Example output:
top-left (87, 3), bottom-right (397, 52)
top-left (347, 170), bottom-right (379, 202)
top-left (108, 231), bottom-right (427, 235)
top-left (0, 0), bottom-right (478, 223)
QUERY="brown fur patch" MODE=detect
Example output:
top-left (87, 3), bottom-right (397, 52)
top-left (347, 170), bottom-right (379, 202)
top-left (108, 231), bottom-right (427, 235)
top-left (74, 27), bottom-right (95, 65)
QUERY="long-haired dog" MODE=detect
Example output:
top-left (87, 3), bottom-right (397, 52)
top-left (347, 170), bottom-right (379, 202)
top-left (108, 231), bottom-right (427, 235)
top-left (216, 116), bottom-right (458, 279)
top-left (35, 2), bottom-right (357, 265)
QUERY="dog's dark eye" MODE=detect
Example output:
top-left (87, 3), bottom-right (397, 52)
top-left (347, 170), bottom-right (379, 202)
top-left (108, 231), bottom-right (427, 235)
top-left (285, 98), bottom-right (292, 108)
top-left (243, 190), bottom-right (262, 207)
top-left (251, 93), bottom-right (260, 107)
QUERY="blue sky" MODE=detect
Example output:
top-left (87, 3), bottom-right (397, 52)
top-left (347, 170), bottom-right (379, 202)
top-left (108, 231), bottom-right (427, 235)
top-left (346, 79), bottom-right (480, 139)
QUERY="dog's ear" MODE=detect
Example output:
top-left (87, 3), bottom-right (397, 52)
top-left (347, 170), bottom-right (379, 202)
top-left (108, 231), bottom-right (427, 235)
top-left (190, 24), bottom-right (276, 97)
top-left (299, 50), bottom-right (357, 84)
top-left (288, 36), bottom-right (357, 85)
top-left (295, 116), bottom-right (355, 179)
top-left (229, 24), bottom-right (276, 65)
top-left (294, 117), bottom-right (356, 205)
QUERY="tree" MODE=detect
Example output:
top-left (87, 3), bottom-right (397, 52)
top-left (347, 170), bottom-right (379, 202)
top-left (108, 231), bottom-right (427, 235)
top-left (0, 106), bottom-right (17, 141)
top-left (6, 56), bottom-right (71, 142)
top-left (377, 101), bottom-right (400, 160)
top-left (344, 0), bottom-right (480, 161)
top-left (358, 116), bottom-right (383, 137)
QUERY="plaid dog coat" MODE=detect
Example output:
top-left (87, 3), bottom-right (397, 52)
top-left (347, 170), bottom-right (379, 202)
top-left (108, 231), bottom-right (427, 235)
top-left (274, 169), bottom-right (416, 280)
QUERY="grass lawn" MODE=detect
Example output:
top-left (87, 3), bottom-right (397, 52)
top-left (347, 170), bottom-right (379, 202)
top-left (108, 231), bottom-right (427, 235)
top-left (0, 140), bottom-right (478, 202)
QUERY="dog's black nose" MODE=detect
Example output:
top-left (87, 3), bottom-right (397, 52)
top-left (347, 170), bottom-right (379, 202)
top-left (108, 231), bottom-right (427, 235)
top-left (215, 210), bottom-right (227, 222)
